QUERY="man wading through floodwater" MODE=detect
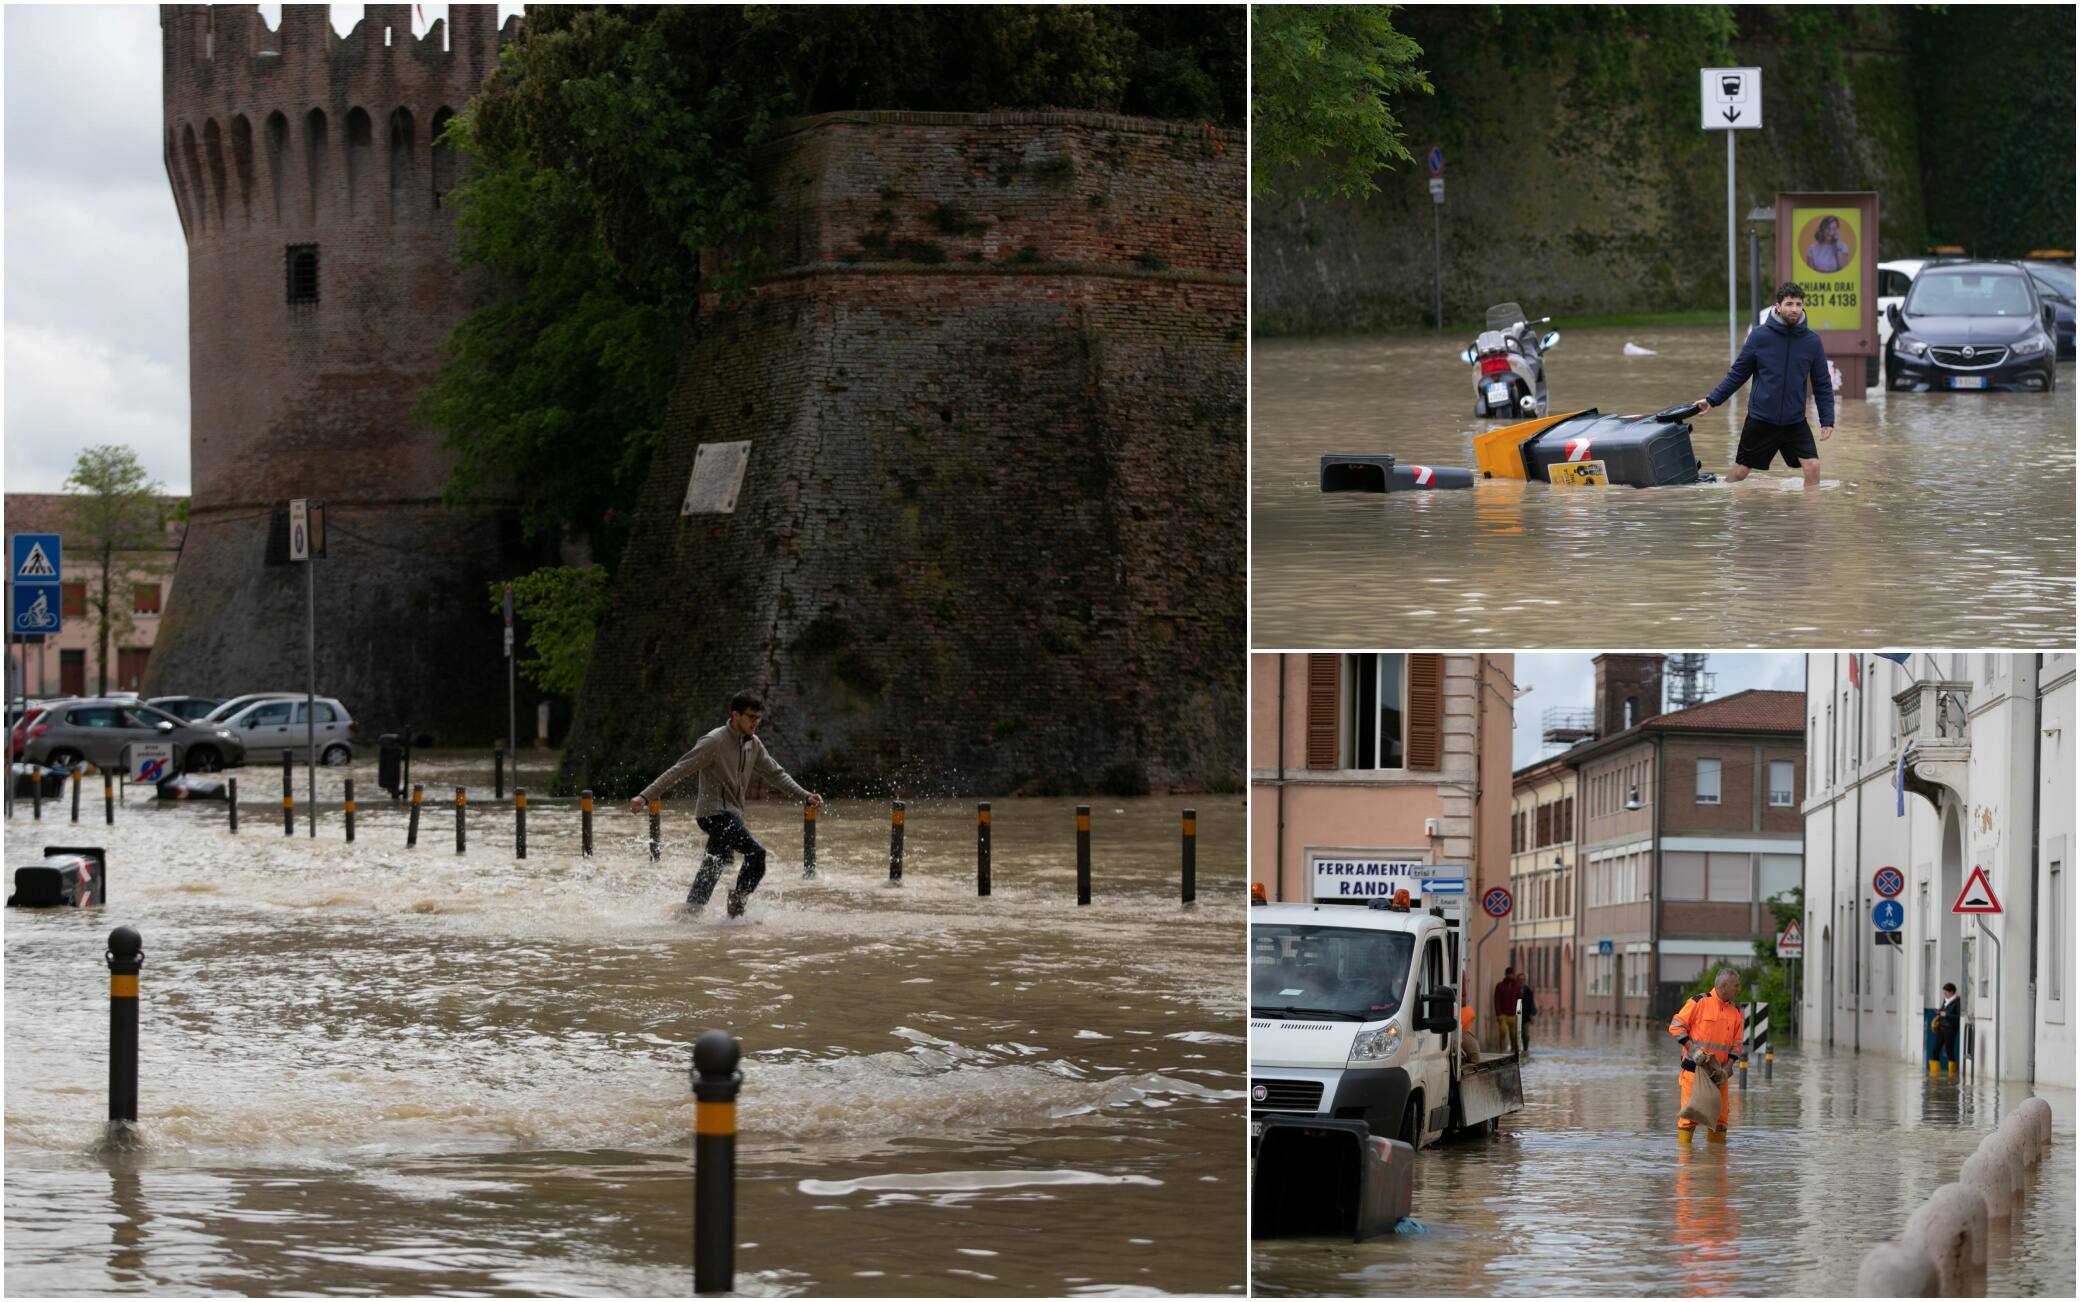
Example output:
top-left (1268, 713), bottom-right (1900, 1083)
top-left (630, 692), bottom-right (824, 918)
top-left (1690, 282), bottom-right (1835, 488)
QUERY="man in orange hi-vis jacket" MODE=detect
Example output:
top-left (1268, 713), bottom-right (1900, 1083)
top-left (1669, 968), bottom-right (1746, 1136)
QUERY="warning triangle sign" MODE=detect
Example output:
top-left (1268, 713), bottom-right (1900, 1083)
top-left (1951, 865), bottom-right (2002, 914)
top-left (1775, 919), bottom-right (1804, 956)
top-left (16, 542), bottom-right (55, 579)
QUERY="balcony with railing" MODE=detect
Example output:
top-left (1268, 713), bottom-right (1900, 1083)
top-left (1894, 679), bottom-right (1970, 809)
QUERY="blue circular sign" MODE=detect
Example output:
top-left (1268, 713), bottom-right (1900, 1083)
top-left (1426, 145), bottom-right (1445, 177)
top-left (1872, 899), bottom-right (1904, 931)
top-left (1483, 886), bottom-right (1513, 918)
top-left (1873, 867), bottom-right (1905, 899)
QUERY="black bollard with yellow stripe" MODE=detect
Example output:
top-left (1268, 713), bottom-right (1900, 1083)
top-left (455, 787), bottom-right (468, 855)
top-left (888, 800), bottom-right (906, 884)
top-left (406, 784), bottom-right (422, 848)
top-left (581, 790), bottom-right (594, 858)
top-left (493, 743), bottom-right (505, 801)
top-left (649, 799), bottom-right (662, 863)
top-left (104, 768), bottom-right (115, 826)
top-left (227, 777), bottom-right (238, 833)
top-left (1181, 807), bottom-right (1197, 905)
top-left (343, 779), bottom-right (356, 843)
top-left (106, 925), bottom-right (143, 1137)
top-left (280, 750), bottom-right (293, 836)
top-left (692, 1029), bottom-right (742, 1295)
top-left (71, 765), bottom-right (82, 823)
top-left (977, 801), bottom-right (992, 896)
top-left (514, 788), bottom-right (527, 859)
top-left (802, 804), bottom-right (817, 879)
top-left (1076, 804), bottom-right (1092, 905)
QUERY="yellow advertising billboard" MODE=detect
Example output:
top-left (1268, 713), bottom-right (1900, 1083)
top-left (1791, 206), bottom-right (1863, 332)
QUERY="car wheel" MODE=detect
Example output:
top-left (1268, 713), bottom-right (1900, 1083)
top-left (1399, 1096), bottom-right (1423, 1151)
top-left (186, 746), bottom-right (221, 773)
top-left (47, 747), bottom-right (83, 770)
top-left (321, 744), bottom-right (352, 766)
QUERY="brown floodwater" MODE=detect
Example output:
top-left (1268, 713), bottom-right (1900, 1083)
top-left (4, 753), bottom-right (1246, 1296)
top-left (1251, 325), bottom-right (2075, 647)
top-left (1251, 1017), bottom-right (2075, 1297)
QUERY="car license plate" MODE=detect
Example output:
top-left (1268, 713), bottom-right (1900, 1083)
top-left (1486, 381), bottom-right (1511, 405)
top-left (1949, 376), bottom-right (1987, 390)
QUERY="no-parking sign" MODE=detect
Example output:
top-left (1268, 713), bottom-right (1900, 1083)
top-left (1482, 886), bottom-right (1514, 918)
top-left (1873, 866), bottom-right (1904, 899)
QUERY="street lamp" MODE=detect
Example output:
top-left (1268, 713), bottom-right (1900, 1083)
top-left (1625, 784), bottom-right (1642, 811)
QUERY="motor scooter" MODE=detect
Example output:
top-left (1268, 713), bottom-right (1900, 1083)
top-left (1460, 303), bottom-right (1560, 418)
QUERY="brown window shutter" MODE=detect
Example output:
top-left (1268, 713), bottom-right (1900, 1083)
top-left (1305, 654), bottom-right (1340, 769)
top-left (1406, 653), bottom-right (1444, 769)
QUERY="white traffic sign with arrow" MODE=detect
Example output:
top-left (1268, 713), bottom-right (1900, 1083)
top-left (1700, 67), bottom-right (1762, 130)
top-left (1951, 864), bottom-right (2002, 914)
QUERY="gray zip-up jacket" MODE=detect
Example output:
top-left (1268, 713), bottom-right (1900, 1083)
top-left (637, 723), bottom-right (813, 818)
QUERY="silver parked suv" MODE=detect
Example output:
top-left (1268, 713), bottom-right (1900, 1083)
top-left (218, 695), bottom-right (359, 765)
top-left (19, 698), bottom-right (248, 773)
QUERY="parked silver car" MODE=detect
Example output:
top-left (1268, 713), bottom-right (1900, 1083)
top-left (149, 695), bottom-right (225, 722)
top-left (20, 698), bottom-right (248, 773)
top-left (219, 695), bottom-right (358, 765)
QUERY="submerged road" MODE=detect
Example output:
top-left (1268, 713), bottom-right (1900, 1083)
top-left (1252, 325), bottom-right (2075, 647)
top-left (1251, 1017), bottom-right (2074, 1297)
top-left (5, 753), bottom-right (1246, 1296)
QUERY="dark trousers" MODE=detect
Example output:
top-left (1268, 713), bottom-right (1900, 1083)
top-left (691, 812), bottom-right (767, 911)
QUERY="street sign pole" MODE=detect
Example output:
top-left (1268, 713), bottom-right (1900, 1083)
top-left (1978, 915), bottom-right (2001, 1106)
top-left (306, 530), bottom-right (317, 838)
top-left (1433, 199), bottom-right (1443, 334)
top-left (503, 583), bottom-right (516, 768)
top-left (1727, 128), bottom-right (1736, 364)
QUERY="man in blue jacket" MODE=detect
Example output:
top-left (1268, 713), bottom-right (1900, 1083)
top-left (1690, 282), bottom-right (1835, 487)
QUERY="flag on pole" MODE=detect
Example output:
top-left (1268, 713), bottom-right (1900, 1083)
top-left (1875, 653), bottom-right (1911, 667)
top-left (1848, 654), bottom-right (1860, 688)
top-left (1894, 748), bottom-right (1906, 817)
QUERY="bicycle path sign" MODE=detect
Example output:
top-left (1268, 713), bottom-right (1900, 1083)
top-left (10, 533), bottom-right (63, 635)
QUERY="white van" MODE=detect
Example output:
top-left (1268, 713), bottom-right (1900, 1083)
top-left (1250, 891), bottom-right (1522, 1151)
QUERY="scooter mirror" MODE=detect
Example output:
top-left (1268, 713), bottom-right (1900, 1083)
top-left (1459, 347), bottom-right (1477, 365)
top-left (1541, 331), bottom-right (1560, 350)
top-left (1518, 394), bottom-right (1539, 413)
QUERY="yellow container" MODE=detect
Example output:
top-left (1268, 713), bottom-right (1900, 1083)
top-left (1471, 411), bottom-right (1583, 480)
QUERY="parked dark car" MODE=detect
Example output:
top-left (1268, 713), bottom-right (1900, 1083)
top-left (1886, 262), bottom-right (2059, 393)
top-left (149, 695), bottom-right (225, 722)
top-left (2021, 261), bottom-right (2076, 360)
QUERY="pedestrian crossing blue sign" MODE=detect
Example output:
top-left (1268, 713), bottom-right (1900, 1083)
top-left (11, 534), bottom-right (61, 584)
top-left (10, 585), bottom-right (61, 635)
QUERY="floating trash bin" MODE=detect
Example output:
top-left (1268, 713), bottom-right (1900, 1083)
top-left (1474, 407), bottom-right (1708, 488)
top-left (8, 847), bottom-right (107, 908)
top-left (1251, 1116), bottom-right (1414, 1242)
top-left (1320, 454), bottom-right (1476, 493)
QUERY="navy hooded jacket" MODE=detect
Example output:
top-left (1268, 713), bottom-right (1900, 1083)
top-left (1706, 309), bottom-right (1835, 428)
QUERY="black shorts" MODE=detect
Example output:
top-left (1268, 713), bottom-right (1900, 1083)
top-left (1736, 413), bottom-right (1819, 470)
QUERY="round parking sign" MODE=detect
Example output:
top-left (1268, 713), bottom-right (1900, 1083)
top-left (1482, 887), bottom-right (1514, 918)
top-left (1873, 866), bottom-right (1904, 899)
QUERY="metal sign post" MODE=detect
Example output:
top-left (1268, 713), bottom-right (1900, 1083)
top-left (1978, 916), bottom-right (2001, 1108)
top-left (10, 533), bottom-right (65, 820)
top-left (1702, 69), bottom-right (1762, 364)
top-left (503, 584), bottom-right (516, 766)
top-left (290, 500), bottom-right (323, 837)
top-left (1426, 146), bottom-right (1446, 334)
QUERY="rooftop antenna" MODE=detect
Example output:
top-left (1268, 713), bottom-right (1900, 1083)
top-left (1667, 653), bottom-right (1715, 710)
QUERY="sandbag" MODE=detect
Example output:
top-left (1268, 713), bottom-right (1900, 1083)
top-left (1678, 1055), bottom-right (1732, 1129)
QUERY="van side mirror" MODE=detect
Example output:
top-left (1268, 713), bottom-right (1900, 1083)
top-left (1418, 987), bottom-right (1457, 1033)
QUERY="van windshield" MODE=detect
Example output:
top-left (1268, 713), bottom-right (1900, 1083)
top-left (1250, 923), bottom-right (1415, 1021)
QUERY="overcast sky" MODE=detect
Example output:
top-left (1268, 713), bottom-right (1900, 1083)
top-left (3, 4), bottom-right (521, 497)
top-left (1511, 652), bottom-right (1804, 768)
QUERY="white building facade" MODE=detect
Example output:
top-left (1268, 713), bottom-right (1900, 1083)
top-left (1802, 653), bottom-right (2075, 1087)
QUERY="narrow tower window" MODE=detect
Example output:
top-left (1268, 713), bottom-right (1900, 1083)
top-left (286, 244), bottom-right (320, 304)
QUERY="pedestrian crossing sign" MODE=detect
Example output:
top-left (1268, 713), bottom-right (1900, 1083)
top-left (11, 533), bottom-right (61, 584)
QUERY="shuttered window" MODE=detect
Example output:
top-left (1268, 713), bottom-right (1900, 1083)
top-left (1305, 654), bottom-right (1339, 770)
top-left (1406, 653), bottom-right (1443, 770)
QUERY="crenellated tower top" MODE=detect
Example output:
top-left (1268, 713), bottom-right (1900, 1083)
top-left (160, 4), bottom-right (515, 240)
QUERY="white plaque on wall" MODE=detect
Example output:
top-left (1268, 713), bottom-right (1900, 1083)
top-left (682, 441), bottom-right (752, 515)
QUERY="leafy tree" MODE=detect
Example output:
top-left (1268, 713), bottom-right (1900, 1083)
top-left (1250, 4), bottom-right (1432, 201)
top-left (420, 5), bottom-right (1243, 575)
top-left (59, 446), bottom-right (170, 696)
top-left (489, 566), bottom-right (613, 701)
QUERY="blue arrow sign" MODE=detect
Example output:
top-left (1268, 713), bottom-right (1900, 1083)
top-left (1872, 899), bottom-right (1904, 931)
top-left (11, 533), bottom-right (61, 585)
top-left (10, 585), bottom-right (61, 635)
top-left (1424, 878), bottom-right (1467, 893)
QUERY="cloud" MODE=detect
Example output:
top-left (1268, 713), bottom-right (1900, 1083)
top-left (5, 321), bottom-right (189, 494)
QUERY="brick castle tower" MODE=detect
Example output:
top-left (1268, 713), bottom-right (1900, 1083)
top-left (147, 5), bottom-right (521, 740)
top-left (564, 111), bottom-right (1246, 796)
